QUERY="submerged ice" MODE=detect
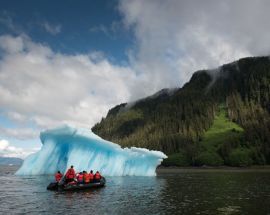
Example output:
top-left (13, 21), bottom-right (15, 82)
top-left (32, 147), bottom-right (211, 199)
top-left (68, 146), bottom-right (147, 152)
top-left (16, 125), bottom-right (167, 176)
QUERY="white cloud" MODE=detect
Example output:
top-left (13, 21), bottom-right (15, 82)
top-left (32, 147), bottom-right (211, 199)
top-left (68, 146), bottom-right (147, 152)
top-left (1, 1), bottom-right (270, 140)
top-left (0, 125), bottom-right (38, 140)
top-left (42, 21), bottom-right (62, 35)
top-left (89, 24), bottom-right (109, 35)
top-left (0, 12), bottom-right (19, 33)
top-left (0, 139), bottom-right (40, 158)
top-left (89, 21), bottom-right (124, 38)
top-left (0, 139), bottom-right (9, 150)
top-left (0, 34), bottom-right (24, 53)
top-left (119, 0), bottom-right (270, 98)
top-left (0, 34), bottom-right (136, 137)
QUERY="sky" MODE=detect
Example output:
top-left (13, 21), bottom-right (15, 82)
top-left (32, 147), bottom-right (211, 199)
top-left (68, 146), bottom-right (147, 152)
top-left (0, 0), bottom-right (270, 158)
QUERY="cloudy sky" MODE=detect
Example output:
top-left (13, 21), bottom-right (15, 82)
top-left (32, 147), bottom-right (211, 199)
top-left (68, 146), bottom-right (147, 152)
top-left (0, 0), bottom-right (270, 158)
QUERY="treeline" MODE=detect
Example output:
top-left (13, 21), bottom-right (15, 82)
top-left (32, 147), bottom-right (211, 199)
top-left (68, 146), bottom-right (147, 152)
top-left (93, 71), bottom-right (217, 153)
top-left (92, 56), bottom-right (270, 166)
top-left (222, 57), bottom-right (270, 164)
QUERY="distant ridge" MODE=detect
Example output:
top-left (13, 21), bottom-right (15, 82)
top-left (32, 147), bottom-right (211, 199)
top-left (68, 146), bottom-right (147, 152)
top-left (0, 157), bottom-right (23, 165)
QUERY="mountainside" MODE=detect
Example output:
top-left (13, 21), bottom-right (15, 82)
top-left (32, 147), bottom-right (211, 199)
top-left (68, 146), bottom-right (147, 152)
top-left (92, 56), bottom-right (270, 166)
top-left (0, 157), bottom-right (23, 165)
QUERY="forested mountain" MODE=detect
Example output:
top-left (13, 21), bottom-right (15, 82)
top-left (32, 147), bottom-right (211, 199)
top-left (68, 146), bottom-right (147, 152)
top-left (92, 56), bottom-right (270, 166)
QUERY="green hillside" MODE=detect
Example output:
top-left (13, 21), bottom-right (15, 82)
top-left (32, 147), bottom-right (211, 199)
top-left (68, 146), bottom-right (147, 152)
top-left (163, 106), bottom-right (246, 166)
top-left (93, 56), bottom-right (270, 166)
top-left (199, 105), bottom-right (244, 155)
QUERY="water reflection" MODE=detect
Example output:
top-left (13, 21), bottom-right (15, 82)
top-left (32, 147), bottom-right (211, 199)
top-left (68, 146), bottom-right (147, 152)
top-left (158, 172), bottom-right (270, 214)
top-left (1, 166), bottom-right (270, 215)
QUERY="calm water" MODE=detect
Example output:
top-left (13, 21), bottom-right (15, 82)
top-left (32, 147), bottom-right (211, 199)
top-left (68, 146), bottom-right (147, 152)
top-left (1, 166), bottom-right (270, 215)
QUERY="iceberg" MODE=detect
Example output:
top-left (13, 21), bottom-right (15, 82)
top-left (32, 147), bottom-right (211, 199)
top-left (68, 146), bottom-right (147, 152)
top-left (16, 125), bottom-right (167, 176)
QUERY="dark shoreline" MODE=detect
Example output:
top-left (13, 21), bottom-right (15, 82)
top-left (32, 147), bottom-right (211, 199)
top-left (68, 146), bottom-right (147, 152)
top-left (157, 165), bottom-right (270, 173)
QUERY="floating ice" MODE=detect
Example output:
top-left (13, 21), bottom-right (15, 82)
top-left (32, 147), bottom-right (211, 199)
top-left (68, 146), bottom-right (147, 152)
top-left (16, 125), bottom-right (167, 176)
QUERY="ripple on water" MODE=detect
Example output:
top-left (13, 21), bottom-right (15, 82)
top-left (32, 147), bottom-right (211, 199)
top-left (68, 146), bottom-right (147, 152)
top-left (217, 206), bottom-right (241, 215)
top-left (1, 166), bottom-right (270, 214)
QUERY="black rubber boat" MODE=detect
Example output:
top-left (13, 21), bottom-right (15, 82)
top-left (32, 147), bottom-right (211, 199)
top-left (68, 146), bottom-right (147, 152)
top-left (47, 177), bottom-right (106, 191)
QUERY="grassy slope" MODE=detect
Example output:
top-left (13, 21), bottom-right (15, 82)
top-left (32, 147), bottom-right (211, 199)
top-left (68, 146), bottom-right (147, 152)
top-left (163, 106), bottom-right (244, 166)
top-left (199, 106), bottom-right (244, 152)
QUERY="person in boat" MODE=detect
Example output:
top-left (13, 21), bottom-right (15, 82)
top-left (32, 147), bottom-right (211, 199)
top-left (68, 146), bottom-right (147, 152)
top-left (65, 165), bottom-right (76, 183)
top-left (83, 171), bottom-right (90, 184)
top-left (89, 170), bottom-right (94, 183)
top-left (76, 172), bottom-right (84, 184)
top-left (94, 171), bottom-right (102, 182)
top-left (55, 171), bottom-right (63, 183)
top-left (75, 172), bottom-right (79, 180)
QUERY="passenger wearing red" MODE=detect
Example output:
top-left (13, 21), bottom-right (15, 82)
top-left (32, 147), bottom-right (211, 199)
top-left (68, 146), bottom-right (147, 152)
top-left (94, 171), bottom-right (101, 182)
top-left (83, 171), bottom-right (90, 183)
top-left (65, 165), bottom-right (76, 183)
top-left (77, 172), bottom-right (84, 184)
top-left (55, 171), bottom-right (63, 182)
top-left (75, 172), bottom-right (80, 180)
top-left (89, 170), bottom-right (94, 182)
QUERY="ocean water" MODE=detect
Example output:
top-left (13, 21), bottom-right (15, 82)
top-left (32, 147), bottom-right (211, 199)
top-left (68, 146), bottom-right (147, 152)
top-left (1, 165), bottom-right (270, 215)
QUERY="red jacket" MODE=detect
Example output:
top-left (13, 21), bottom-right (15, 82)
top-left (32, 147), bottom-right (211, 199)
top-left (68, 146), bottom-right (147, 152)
top-left (89, 173), bottom-right (94, 181)
top-left (55, 173), bottom-right (63, 182)
top-left (84, 173), bottom-right (90, 183)
top-left (77, 173), bottom-right (83, 182)
top-left (65, 168), bottom-right (75, 179)
top-left (94, 172), bottom-right (101, 180)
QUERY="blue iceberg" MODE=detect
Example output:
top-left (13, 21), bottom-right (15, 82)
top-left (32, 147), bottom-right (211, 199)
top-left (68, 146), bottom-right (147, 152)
top-left (16, 125), bottom-right (167, 176)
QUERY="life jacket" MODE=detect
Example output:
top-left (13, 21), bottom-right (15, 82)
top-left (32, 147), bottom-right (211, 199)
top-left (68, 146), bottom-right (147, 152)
top-left (77, 174), bottom-right (83, 182)
top-left (84, 173), bottom-right (90, 183)
top-left (94, 172), bottom-right (101, 180)
top-left (55, 173), bottom-right (62, 182)
top-left (89, 173), bottom-right (94, 181)
top-left (65, 168), bottom-right (75, 179)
